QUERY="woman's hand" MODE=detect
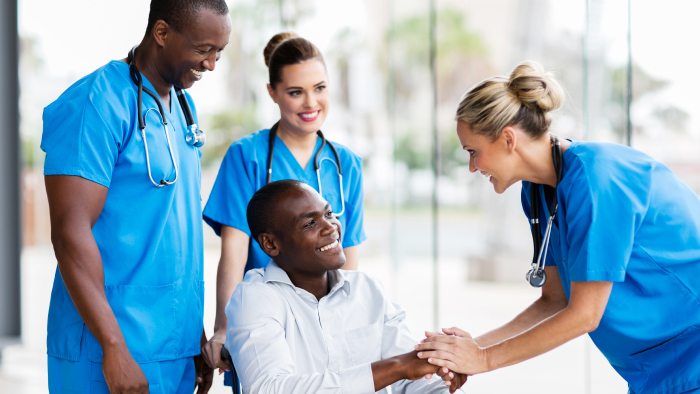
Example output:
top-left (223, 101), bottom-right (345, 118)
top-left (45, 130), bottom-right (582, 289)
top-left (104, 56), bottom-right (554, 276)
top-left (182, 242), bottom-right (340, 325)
top-left (201, 329), bottom-right (230, 371)
top-left (415, 328), bottom-right (489, 375)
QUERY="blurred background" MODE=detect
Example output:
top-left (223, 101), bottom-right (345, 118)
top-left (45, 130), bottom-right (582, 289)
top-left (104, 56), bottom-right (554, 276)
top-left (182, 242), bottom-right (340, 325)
top-left (2, 0), bottom-right (699, 393)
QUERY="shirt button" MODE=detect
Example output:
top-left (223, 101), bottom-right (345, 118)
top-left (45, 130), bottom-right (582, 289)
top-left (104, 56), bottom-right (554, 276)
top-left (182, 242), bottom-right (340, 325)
top-left (295, 290), bottom-right (301, 295)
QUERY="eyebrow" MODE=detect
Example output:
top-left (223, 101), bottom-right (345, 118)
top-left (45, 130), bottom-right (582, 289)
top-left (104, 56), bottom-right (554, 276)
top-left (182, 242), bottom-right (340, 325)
top-left (285, 81), bottom-right (327, 91)
top-left (298, 203), bottom-right (331, 222)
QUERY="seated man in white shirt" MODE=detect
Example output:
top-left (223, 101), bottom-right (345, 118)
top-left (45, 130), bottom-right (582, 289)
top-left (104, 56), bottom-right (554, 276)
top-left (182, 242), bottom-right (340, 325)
top-left (223, 180), bottom-right (466, 394)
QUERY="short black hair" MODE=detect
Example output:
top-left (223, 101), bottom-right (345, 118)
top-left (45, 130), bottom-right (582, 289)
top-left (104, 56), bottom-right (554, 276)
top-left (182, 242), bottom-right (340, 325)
top-left (247, 180), bottom-right (306, 246)
top-left (146, 0), bottom-right (229, 34)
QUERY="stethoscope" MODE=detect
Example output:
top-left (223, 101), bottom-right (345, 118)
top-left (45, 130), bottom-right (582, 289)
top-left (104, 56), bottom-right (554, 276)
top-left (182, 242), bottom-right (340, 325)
top-left (266, 121), bottom-right (345, 217)
top-left (526, 135), bottom-right (563, 288)
top-left (127, 46), bottom-right (206, 187)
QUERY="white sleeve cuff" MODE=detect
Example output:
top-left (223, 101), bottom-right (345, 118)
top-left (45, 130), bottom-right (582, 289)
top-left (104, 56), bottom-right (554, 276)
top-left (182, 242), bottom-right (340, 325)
top-left (339, 363), bottom-right (375, 394)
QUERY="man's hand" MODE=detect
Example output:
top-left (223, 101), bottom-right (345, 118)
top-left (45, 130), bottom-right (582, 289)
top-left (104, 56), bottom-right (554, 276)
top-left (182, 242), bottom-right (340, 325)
top-left (195, 330), bottom-right (214, 394)
top-left (201, 329), bottom-right (230, 371)
top-left (415, 327), bottom-right (488, 375)
top-left (102, 344), bottom-right (150, 393)
top-left (436, 367), bottom-right (468, 393)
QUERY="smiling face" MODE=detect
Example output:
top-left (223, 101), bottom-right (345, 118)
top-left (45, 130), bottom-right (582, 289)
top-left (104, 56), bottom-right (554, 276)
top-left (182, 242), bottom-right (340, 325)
top-left (157, 8), bottom-right (232, 89)
top-left (457, 121), bottom-right (519, 194)
top-left (260, 184), bottom-right (345, 276)
top-left (267, 60), bottom-right (329, 136)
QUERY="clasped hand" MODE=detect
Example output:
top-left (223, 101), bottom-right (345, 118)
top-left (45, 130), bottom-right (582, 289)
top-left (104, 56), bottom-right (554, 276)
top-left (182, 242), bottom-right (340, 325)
top-left (415, 327), bottom-right (489, 376)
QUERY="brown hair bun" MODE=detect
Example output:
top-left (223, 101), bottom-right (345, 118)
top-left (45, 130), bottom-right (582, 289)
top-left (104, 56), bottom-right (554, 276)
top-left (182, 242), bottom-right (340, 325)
top-left (263, 32), bottom-right (298, 67)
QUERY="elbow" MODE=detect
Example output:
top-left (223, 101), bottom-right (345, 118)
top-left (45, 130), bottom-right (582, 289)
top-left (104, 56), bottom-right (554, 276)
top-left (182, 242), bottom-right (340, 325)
top-left (574, 308), bottom-right (603, 334)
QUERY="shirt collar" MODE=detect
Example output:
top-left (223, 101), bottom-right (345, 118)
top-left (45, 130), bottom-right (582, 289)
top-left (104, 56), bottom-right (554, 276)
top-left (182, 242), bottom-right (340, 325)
top-left (263, 260), bottom-right (352, 297)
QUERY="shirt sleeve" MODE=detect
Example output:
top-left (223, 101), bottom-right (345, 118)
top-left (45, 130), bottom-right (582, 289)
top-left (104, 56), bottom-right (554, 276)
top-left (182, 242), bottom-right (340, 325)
top-left (225, 283), bottom-right (375, 394)
top-left (41, 84), bottom-right (125, 188)
top-left (203, 142), bottom-right (258, 237)
top-left (375, 281), bottom-right (460, 394)
top-left (342, 154), bottom-right (367, 248)
top-left (561, 159), bottom-right (647, 282)
top-left (520, 184), bottom-right (556, 267)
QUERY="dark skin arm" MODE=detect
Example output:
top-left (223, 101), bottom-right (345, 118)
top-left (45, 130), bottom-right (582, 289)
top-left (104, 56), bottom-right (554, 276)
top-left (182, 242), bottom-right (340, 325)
top-left (371, 351), bottom-right (464, 392)
top-left (46, 175), bottom-right (149, 393)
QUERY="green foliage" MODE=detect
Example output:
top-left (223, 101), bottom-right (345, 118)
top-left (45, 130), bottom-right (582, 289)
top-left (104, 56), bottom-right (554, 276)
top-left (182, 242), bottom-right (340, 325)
top-left (199, 105), bottom-right (261, 167)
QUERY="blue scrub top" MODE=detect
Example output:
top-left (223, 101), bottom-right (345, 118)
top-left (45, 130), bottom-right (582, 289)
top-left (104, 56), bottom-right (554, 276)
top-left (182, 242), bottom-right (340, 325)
top-left (203, 128), bottom-right (366, 272)
top-left (522, 140), bottom-right (700, 394)
top-left (41, 61), bottom-right (204, 363)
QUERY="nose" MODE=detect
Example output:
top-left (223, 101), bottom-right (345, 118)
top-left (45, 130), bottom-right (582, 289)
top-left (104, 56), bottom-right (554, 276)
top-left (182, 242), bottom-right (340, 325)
top-left (202, 51), bottom-right (218, 72)
top-left (320, 215), bottom-right (340, 238)
top-left (304, 92), bottom-right (318, 108)
top-left (469, 155), bottom-right (477, 173)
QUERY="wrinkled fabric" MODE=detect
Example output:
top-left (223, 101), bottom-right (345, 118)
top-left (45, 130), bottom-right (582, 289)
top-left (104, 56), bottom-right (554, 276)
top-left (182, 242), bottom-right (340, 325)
top-left (42, 61), bottom-right (204, 364)
top-left (522, 140), bottom-right (700, 394)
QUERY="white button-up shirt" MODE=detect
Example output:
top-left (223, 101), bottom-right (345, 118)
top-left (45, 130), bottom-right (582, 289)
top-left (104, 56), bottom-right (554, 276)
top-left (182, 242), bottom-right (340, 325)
top-left (225, 261), bottom-right (462, 394)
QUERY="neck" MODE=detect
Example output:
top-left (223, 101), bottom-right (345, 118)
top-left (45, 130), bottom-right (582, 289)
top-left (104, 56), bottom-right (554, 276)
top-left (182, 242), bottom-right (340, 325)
top-left (276, 119), bottom-right (318, 153)
top-left (518, 134), bottom-right (569, 188)
top-left (134, 39), bottom-right (173, 105)
top-left (286, 270), bottom-right (330, 301)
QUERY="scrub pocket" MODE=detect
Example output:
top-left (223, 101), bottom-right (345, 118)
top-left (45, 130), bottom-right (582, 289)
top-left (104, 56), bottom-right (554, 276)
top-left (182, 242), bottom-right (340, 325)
top-left (346, 322), bottom-right (382, 365)
top-left (85, 282), bottom-right (177, 363)
top-left (627, 326), bottom-right (700, 394)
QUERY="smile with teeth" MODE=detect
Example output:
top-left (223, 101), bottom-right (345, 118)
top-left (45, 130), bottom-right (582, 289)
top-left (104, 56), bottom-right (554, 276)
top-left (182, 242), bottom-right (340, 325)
top-left (317, 239), bottom-right (339, 252)
top-left (480, 171), bottom-right (492, 180)
top-left (191, 69), bottom-right (203, 77)
top-left (299, 111), bottom-right (320, 119)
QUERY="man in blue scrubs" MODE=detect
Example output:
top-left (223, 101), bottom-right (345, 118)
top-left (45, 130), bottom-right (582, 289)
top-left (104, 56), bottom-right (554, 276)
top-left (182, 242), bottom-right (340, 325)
top-left (41, 1), bottom-right (231, 393)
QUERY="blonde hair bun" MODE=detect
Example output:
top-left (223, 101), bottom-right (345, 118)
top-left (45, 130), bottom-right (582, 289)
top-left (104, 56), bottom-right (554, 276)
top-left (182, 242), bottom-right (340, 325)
top-left (263, 32), bottom-right (298, 67)
top-left (507, 61), bottom-right (563, 114)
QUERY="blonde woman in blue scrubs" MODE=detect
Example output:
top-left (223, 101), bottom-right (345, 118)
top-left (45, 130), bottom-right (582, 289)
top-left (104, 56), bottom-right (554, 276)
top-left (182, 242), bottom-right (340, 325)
top-left (200, 32), bottom-right (366, 376)
top-left (416, 62), bottom-right (700, 394)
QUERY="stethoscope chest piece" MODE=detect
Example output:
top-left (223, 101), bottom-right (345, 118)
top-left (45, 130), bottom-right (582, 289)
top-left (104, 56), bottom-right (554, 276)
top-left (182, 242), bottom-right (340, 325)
top-left (526, 268), bottom-right (547, 288)
top-left (185, 125), bottom-right (206, 148)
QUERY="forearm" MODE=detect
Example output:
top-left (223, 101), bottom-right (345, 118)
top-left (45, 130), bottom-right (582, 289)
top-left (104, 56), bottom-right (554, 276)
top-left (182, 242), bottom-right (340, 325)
top-left (474, 296), bottom-right (566, 347)
top-left (213, 226), bottom-right (249, 334)
top-left (371, 356), bottom-right (405, 391)
top-left (483, 304), bottom-right (594, 371)
top-left (213, 256), bottom-right (245, 333)
top-left (52, 229), bottom-right (126, 349)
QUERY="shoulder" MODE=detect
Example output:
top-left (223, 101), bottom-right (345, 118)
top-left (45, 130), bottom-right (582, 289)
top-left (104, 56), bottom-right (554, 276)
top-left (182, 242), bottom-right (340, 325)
top-left (563, 140), bottom-right (655, 188)
top-left (342, 270), bottom-right (388, 299)
top-left (329, 140), bottom-right (363, 164)
top-left (226, 268), bottom-right (287, 322)
top-left (221, 129), bottom-right (271, 163)
top-left (44, 61), bottom-right (133, 119)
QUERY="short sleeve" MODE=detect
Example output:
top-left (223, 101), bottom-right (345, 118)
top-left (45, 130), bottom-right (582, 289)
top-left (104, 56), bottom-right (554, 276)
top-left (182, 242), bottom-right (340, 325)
top-left (561, 161), bottom-right (646, 282)
top-left (41, 81), bottom-right (125, 188)
top-left (520, 183), bottom-right (556, 267)
top-left (341, 154), bottom-right (367, 247)
top-left (203, 142), bottom-right (258, 236)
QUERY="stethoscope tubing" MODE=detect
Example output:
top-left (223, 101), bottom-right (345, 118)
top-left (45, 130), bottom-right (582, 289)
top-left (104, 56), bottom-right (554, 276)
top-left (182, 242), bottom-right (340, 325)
top-left (128, 45), bottom-right (204, 187)
top-left (527, 135), bottom-right (563, 287)
top-left (267, 121), bottom-right (345, 217)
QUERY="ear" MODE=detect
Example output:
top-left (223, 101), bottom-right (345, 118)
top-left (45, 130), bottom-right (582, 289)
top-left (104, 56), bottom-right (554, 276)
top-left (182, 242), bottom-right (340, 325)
top-left (152, 20), bottom-right (170, 48)
top-left (267, 83), bottom-right (278, 104)
top-left (258, 233), bottom-right (280, 257)
top-left (501, 126), bottom-right (518, 154)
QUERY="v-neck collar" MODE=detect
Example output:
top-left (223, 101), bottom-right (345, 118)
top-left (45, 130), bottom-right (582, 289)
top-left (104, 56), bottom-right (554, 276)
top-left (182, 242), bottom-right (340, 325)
top-left (273, 132), bottom-right (324, 172)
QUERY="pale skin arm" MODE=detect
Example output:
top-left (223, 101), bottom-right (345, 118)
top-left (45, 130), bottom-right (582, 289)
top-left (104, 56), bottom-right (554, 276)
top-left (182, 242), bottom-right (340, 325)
top-left (341, 245), bottom-right (359, 270)
top-left (416, 266), bottom-right (613, 375)
top-left (201, 225), bottom-right (249, 370)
